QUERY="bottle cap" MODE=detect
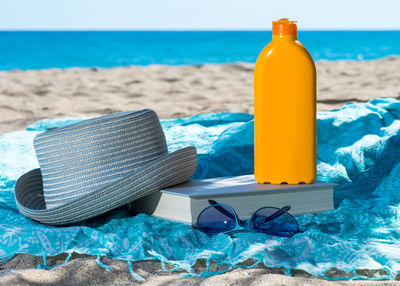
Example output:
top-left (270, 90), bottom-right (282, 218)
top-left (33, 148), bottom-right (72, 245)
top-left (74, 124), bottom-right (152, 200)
top-left (272, 18), bottom-right (297, 35)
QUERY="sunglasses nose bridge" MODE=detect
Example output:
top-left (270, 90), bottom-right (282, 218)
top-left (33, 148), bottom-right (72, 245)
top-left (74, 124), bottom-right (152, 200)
top-left (238, 218), bottom-right (248, 227)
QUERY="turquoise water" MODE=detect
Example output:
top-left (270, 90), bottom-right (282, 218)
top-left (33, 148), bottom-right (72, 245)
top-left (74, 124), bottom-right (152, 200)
top-left (0, 31), bottom-right (399, 70)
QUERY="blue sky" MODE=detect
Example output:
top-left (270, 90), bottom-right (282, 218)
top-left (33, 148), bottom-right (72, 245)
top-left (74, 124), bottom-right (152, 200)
top-left (0, 0), bottom-right (399, 30)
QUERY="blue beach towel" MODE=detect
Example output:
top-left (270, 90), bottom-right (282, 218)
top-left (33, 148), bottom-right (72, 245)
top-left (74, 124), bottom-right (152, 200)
top-left (1, 97), bottom-right (400, 280)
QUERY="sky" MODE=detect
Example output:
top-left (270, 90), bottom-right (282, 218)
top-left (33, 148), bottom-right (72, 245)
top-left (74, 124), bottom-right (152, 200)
top-left (0, 0), bottom-right (399, 30)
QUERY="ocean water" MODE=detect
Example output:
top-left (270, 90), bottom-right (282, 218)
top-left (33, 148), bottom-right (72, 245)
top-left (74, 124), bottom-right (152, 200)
top-left (0, 31), bottom-right (399, 70)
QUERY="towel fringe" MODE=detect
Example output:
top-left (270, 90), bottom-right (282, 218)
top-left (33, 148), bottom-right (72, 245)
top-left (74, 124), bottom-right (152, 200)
top-left (95, 255), bottom-right (112, 271)
top-left (126, 260), bottom-right (145, 281)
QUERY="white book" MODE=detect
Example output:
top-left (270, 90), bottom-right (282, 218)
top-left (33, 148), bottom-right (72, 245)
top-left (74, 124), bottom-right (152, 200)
top-left (128, 175), bottom-right (335, 225)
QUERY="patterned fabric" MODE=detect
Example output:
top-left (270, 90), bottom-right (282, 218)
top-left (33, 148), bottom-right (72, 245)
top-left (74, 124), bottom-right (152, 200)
top-left (14, 109), bottom-right (197, 225)
top-left (1, 97), bottom-right (400, 280)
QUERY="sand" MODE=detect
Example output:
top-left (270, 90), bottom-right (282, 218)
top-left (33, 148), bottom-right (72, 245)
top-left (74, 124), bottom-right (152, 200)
top-left (1, 254), bottom-right (400, 285)
top-left (1, 57), bottom-right (399, 134)
top-left (1, 57), bottom-right (400, 285)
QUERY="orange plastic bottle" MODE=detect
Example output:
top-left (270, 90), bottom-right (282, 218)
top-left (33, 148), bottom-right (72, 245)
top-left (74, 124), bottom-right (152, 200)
top-left (254, 18), bottom-right (316, 184)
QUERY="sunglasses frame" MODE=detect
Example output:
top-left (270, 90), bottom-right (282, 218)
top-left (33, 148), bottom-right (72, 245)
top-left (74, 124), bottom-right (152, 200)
top-left (196, 202), bottom-right (300, 236)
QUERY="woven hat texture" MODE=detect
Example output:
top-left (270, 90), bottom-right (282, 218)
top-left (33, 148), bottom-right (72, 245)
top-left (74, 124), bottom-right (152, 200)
top-left (14, 109), bottom-right (197, 225)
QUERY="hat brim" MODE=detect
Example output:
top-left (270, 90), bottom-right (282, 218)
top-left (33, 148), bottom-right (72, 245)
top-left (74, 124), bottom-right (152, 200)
top-left (14, 146), bottom-right (197, 225)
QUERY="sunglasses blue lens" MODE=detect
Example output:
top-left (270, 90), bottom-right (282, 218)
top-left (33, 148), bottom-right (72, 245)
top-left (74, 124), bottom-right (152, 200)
top-left (251, 207), bottom-right (299, 237)
top-left (197, 204), bottom-right (236, 234)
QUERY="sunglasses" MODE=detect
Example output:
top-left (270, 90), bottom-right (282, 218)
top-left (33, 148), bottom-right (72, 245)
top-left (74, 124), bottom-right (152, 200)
top-left (196, 200), bottom-right (300, 237)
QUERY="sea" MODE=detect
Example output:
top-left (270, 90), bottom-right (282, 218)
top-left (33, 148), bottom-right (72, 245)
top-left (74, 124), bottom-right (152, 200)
top-left (0, 31), bottom-right (399, 70)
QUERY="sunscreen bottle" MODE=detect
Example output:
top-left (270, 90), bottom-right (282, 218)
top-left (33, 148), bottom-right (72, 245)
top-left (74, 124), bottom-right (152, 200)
top-left (254, 18), bottom-right (316, 184)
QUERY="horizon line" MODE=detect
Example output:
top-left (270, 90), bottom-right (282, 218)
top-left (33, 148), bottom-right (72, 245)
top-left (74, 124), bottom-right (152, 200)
top-left (1, 28), bottom-right (400, 32)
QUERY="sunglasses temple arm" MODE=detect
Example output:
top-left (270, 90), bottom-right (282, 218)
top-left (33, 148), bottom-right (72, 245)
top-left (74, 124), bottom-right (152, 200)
top-left (253, 206), bottom-right (291, 226)
top-left (207, 200), bottom-right (236, 220)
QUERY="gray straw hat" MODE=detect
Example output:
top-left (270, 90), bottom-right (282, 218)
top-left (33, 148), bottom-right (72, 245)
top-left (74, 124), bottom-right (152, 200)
top-left (14, 109), bottom-right (197, 225)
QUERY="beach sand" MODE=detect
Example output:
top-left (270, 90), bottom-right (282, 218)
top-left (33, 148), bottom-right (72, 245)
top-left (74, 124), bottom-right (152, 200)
top-left (0, 57), bottom-right (399, 134)
top-left (1, 57), bottom-right (400, 285)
